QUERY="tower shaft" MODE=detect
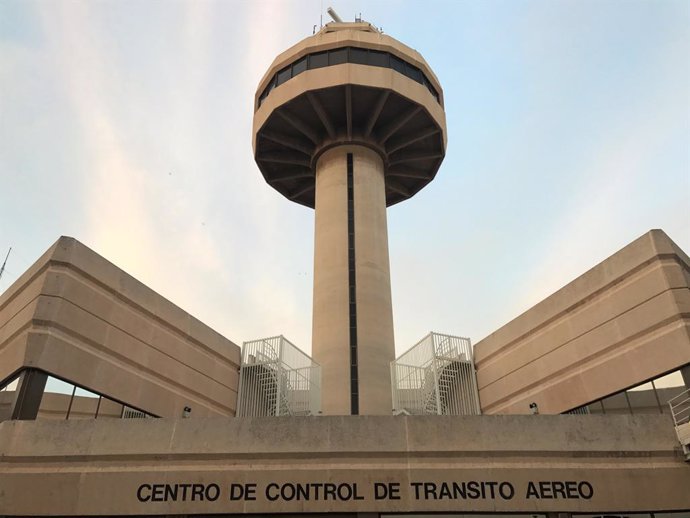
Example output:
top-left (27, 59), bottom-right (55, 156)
top-left (312, 146), bottom-right (395, 415)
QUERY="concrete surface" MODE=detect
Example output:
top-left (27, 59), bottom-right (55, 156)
top-left (0, 237), bottom-right (241, 418)
top-left (474, 229), bottom-right (690, 415)
top-left (1, 414), bottom-right (689, 515)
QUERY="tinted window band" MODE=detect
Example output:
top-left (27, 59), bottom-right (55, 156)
top-left (257, 46), bottom-right (440, 108)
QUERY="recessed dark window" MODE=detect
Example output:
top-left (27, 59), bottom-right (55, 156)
top-left (329, 48), bottom-right (348, 65)
top-left (309, 51), bottom-right (328, 69)
top-left (276, 66), bottom-right (291, 86)
top-left (292, 56), bottom-right (307, 76)
top-left (257, 46), bottom-right (441, 109)
top-left (404, 63), bottom-right (423, 83)
top-left (390, 54), bottom-right (405, 74)
top-left (350, 47), bottom-right (368, 64)
top-left (368, 50), bottom-right (389, 67)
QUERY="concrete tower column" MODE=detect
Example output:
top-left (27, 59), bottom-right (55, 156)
top-left (313, 146), bottom-right (395, 415)
top-left (253, 21), bottom-right (446, 416)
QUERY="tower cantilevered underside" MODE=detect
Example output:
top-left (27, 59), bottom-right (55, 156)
top-left (252, 21), bottom-right (447, 415)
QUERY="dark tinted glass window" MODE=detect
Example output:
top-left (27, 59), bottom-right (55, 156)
top-left (423, 77), bottom-right (438, 100)
top-left (404, 63), bottom-right (423, 82)
top-left (350, 47), bottom-right (368, 64)
top-left (264, 84), bottom-right (274, 103)
top-left (292, 56), bottom-right (307, 76)
top-left (329, 48), bottom-right (348, 65)
top-left (309, 51), bottom-right (328, 69)
top-left (390, 54), bottom-right (405, 74)
top-left (368, 50), bottom-right (389, 67)
top-left (257, 47), bottom-right (442, 108)
top-left (276, 66), bottom-right (291, 86)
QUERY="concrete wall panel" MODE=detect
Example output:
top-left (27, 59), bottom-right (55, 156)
top-left (1, 415), bottom-right (689, 514)
top-left (0, 236), bottom-right (240, 417)
top-left (475, 230), bottom-right (690, 414)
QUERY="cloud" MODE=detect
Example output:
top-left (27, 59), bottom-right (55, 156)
top-left (29, 0), bottom-right (316, 351)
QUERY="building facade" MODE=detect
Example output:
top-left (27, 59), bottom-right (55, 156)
top-left (1, 16), bottom-right (690, 518)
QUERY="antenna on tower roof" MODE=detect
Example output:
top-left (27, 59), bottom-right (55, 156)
top-left (326, 7), bottom-right (343, 23)
top-left (0, 247), bottom-right (12, 283)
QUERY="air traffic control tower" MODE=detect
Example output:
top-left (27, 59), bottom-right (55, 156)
top-left (252, 14), bottom-right (446, 416)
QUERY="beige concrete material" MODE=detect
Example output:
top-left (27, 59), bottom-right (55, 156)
top-left (0, 236), bottom-right (241, 418)
top-left (352, 147), bottom-right (395, 415)
top-left (312, 147), bottom-right (350, 415)
top-left (253, 23), bottom-right (447, 415)
top-left (1, 414), bottom-right (689, 515)
top-left (252, 25), bottom-right (447, 208)
top-left (474, 229), bottom-right (690, 415)
top-left (313, 146), bottom-right (395, 415)
top-left (256, 24), bottom-right (444, 107)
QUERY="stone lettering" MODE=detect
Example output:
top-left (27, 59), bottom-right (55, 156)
top-left (526, 480), bottom-right (594, 499)
top-left (229, 483), bottom-right (256, 501)
top-left (136, 479), bottom-right (593, 505)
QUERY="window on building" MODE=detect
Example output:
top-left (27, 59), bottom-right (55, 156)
top-left (0, 368), bottom-right (155, 422)
top-left (368, 49), bottom-right (389, 67)
top-left (390, 54), bottom-right (405, 74)
top-left (257, 46), bottom-right (441, 108)
top-left (292, 56), bottom-right (307, 76)
top-left (566, 364), bottom-right (690, 416)
top-left (309, 51), bottom-right (328, 69)
top-left (275, 65), bottom-right (292, 86)
top-left (328, 47), bottom-right (348, 65)
top-left (350, 47), bottom-right (368, 65)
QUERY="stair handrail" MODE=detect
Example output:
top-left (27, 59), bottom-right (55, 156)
top-left (668, 387), bottom-right (690, 427)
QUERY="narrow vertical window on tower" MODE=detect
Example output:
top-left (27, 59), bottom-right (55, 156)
top-left (347, 153), bottom-right (359, 415)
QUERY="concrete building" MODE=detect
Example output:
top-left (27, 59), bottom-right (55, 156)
top-left (0, 237), bottom-right (240, 422)
top-left (253, 20), bottom-right (446, 416)
top-left (1, 16), bottom-right (690, 518)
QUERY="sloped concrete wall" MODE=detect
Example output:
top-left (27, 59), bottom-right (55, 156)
top-left (474, 229), bottom-right (690, 415)
top-left (0, 236), bottom-right (240, 418)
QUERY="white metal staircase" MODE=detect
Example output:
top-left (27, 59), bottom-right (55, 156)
top-left (392, 332), bottom-right (481, 416)
top-left (668, 387), bottom-right (690, 461)
top-left (237, 336), bottom-right (321, 417)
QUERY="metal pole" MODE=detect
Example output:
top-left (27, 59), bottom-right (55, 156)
top-left (0, 247), bottom-right (12, 282)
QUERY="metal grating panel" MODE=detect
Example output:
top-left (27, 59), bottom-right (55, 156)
top-left (237, 336), bottom-right (321, 417)
top-left (391, 332), bottom-right (481, 416)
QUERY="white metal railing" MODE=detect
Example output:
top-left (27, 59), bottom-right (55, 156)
top-left (668, 387), bottom-right (690, 459)
top-left (669, 387), bottom-right (690, 427)
top-left (122, 407), bottom-right (149, 419)
top-left (391, 332), bottom-right (481, 416)
top-left (566, 406), bottom-right (590, 415)
top-left (237, 336), bottom-right (321, 417)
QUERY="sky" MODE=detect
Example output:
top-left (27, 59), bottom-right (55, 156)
top-left (0, 0), bottom-right (688, 358)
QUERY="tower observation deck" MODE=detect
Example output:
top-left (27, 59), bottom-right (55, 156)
top-left (252, 19), bottom-right (447, 415)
